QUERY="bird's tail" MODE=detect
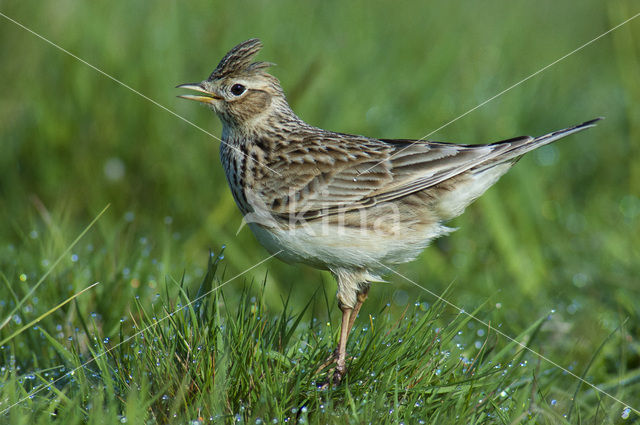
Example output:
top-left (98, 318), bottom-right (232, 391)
top-left (501, 117), bottom-right (602, 160)
top-left (473, 117), bottom-right (603, 174)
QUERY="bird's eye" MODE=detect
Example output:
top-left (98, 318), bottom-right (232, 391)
top-left (230, 84), bottom-right (246, 96)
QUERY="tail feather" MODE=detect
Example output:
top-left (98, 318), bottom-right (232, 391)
top-left (474, 117), bottom-right (603, 173)
top-left (501, 117), bottom-right (602, 158)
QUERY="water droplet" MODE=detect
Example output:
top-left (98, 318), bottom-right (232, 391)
top-left (19, 274), bottom-right (27, 282)
top-left (622, 407), bottom-right (631, 419)
top-left (551, 399), bottom-right (557, 406)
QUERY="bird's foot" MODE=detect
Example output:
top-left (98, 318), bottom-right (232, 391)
top-left (315, 349), bottom-right (348, 388)
top-left (314, 350), bottom-right (337, 389)
top-left (316, 369), bottom-right (346, 389)
top-left (315, 349), bottom-right (338, 375)
top-left (332, 364), bottom-right (346, 385)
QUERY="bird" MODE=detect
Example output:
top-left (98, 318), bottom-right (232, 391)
top-left (178, 38), bottom-right (600, 384)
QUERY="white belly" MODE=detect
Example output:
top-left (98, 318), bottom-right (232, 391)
top-left (247, 219), bottom-right (450, 272)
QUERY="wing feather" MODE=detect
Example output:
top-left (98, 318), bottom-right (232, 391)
top-left (255, 119), bottom-right (600, 219)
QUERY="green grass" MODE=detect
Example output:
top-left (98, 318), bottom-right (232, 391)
top-left (0, 245), bottom-right (625, 424)
top-left (1, 0), bottom-right (639, 423)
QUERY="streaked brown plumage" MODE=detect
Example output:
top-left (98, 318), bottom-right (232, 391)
top-left (178, 38), bottom-right (600, 383)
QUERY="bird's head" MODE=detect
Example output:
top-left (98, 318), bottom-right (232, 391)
top-left (178, 38), bottom-right (291, 131)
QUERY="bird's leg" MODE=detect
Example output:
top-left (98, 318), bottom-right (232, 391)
top-left (333, 304), bottom-right (352, 384)
top-left (346, 287), bottom-right (369, 337)
top-left (315, 303), bottom-right (351, 377)
top-left (315, 287), bottom-right (368, 383)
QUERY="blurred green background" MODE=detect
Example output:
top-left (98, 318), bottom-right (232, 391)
top-left (1, 0), bottom-right (639, 411)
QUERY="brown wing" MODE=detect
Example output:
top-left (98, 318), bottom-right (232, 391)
top-left (258, 119), bottom-right (600, 219)
top-left (254, 133), bottom-right (512, 219)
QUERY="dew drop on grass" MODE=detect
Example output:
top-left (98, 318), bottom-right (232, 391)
top-left (622, 407), bottom-right (631, 419)
top-left (551, 399), bottom-right (557, 406)
top-left (19, 273), bottom-right (27, 282)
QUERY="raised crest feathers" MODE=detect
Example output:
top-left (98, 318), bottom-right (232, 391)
top-left (208, 38), bottom-right (273, 80)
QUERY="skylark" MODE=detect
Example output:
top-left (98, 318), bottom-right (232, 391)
top-left (178, 38), bottom-right (600, 384)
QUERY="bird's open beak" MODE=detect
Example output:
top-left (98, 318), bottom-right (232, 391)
top-left (176, 83), bottom-right (222, 104)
